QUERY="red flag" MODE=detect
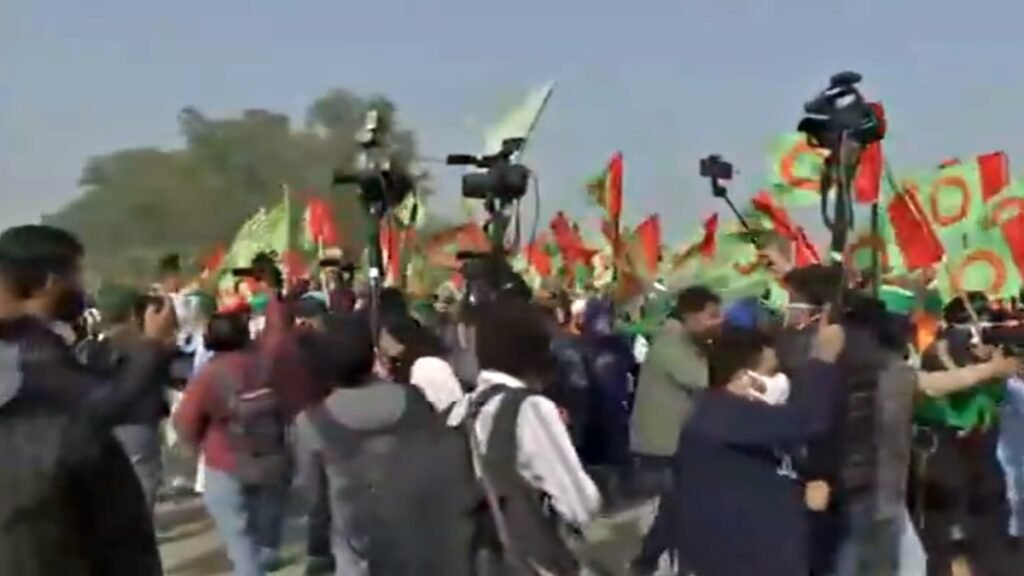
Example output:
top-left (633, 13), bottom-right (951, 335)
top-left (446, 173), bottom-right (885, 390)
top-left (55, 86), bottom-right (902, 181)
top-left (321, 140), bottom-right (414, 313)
top-left (698, 213), bottom-right (718, 258)
top-left (887, 187), bottom-right (944, 270)
top-left (751, 191), bottom-right (797, 238)
top-left (524, 234), bottom-right (553, 277)
top-left (379, 221), bottom-right (402, 284)
top-left (550, 212), bottom-right (595, 264)
top-left (634, 215), bottom-right (661, 274)
top-left (978, 151), bottom-right (1009, 202)
top-left (606, 152), bottom-right (624, 223)
top-left (853, 103), bottom-right (885, 204)
top-left (793, 227), bottom-right (820, 267)
top-left (305, 197), bottom-right (339, 246)
top-left (201, 244), bottom-right (226, 277)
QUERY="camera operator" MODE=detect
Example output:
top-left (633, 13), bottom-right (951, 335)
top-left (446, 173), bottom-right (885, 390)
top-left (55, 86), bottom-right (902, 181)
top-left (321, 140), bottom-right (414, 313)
top-left (911, 294), bottom-right (1021, 576)
top-left (0, 224), bottom-right (177, 576)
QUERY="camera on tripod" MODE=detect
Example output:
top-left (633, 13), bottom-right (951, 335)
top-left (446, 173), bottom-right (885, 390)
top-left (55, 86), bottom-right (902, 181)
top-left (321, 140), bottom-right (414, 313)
top-left (445, 137), bottom-right (531, 202)
top-left (332, 109), bottom-right (414, 218)
top-left (797, 71), bottom-right (885, 151)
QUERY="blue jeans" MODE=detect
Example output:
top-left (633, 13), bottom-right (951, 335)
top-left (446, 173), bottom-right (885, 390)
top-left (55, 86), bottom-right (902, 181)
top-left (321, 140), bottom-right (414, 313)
top-left (998, 378), bottom-right (1024, 537)
top-left (832, 502), bottom-right (926, 576)
top-left (203, 468), bottom-right (290, 576)
top-left (113, 424), bottom-right (163, 511)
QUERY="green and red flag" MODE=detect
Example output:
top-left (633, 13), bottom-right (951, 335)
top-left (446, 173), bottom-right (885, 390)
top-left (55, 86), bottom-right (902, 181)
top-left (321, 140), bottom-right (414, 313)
top-left (586, 152), bottom-right (624, 225)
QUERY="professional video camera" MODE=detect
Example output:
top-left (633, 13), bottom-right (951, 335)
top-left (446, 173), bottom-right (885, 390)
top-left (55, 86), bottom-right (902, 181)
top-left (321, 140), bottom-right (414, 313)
top-left (798, 71), bottom-right (885, 152)
top-left (446, 137), bottom-right (531, 203)
top-left (332, 109), bottom-right (414, 218)
top-left (798, 72), bottom-right (886, 258)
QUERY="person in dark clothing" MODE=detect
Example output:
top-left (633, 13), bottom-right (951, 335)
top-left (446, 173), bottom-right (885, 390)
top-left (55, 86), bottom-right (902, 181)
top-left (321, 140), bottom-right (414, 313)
top-left (0, 224), bottom-right (176, 576)
top-left (578, 298), bottom-right (637, 505)
top-left (77, 284), bottom-right (172, 511)
top-left (670, 317), bottom-right (846, 576)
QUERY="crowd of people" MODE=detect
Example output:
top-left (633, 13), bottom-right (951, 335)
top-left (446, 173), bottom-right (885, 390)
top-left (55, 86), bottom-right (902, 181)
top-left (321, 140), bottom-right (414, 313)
top-left (2, 222), bottom-right (1024, 576)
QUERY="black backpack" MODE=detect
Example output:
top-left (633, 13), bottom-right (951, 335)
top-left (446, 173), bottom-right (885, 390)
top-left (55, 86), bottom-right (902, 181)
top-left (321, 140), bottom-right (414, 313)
top-left (308, 383), bottom-right (578, 576)
top-left (307, 384), bottom-right (484, 575)
top-left (215, 357), bottom-right (290, 485)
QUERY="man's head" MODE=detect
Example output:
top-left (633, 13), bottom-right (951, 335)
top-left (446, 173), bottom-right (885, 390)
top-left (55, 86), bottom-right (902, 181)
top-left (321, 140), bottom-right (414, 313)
top-left (0, 225), bottom-right (86, 322)
top-left (96, 284), bottom-right (144, 329)
top-left (294, 294), bottom-right (329, 333)
top-left (312, 314), bottom-right (376, 387)
top-left (781, 264), bottom-right (843, 327)
top-left (675, 285), bottom-right (723, 339)
top-left (158, 253), bottom-right (183, 293)
top-left (708, 327), bottom-right (788, 404)
top-left (473, 296), bottom-right (554, 388)
top-left (204, 311), bottom-right (251, 353)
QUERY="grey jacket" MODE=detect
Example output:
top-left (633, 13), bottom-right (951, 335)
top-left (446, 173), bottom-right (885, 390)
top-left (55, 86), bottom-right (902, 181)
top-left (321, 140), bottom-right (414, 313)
top-left (629, 319), bottom-right (708, 457)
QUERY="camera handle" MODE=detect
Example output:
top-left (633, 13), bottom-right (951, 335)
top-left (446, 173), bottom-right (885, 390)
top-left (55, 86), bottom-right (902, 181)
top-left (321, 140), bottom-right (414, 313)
top-left (704, 174), bottom-right (755, 239)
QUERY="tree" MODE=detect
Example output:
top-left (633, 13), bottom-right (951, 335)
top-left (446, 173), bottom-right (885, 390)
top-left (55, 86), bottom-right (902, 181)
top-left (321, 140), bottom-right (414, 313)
top-left (44, 89), bottom-right (423, 280)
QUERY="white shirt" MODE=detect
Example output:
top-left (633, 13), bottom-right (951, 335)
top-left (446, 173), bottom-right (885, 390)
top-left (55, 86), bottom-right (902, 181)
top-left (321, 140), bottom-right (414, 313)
top-left (409, 356), bottom-right (464, 412)
top-left (447, 370), bottom-right (601, 528)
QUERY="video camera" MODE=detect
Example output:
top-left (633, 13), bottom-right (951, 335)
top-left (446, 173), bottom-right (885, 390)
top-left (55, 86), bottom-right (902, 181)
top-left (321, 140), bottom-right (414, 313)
top-left (332, 110), bottom-right (414, 218)
top-left (446, 137), bottom-right (531, 202)
top-left (798, 71), bottom-right (885, 152)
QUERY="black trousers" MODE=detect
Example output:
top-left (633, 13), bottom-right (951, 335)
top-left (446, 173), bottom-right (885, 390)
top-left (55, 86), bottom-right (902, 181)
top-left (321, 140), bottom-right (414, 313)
top-left (306, 463), bottom-right (332, 560)
top-left (631, 455), bottom-right (676, 571)
top-left (908, 425), bottom-right (1016, 576)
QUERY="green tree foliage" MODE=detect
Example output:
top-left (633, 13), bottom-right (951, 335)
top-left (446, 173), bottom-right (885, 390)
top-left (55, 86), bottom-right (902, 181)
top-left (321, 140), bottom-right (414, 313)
top-left (44, 89), bottom-right (421, 282)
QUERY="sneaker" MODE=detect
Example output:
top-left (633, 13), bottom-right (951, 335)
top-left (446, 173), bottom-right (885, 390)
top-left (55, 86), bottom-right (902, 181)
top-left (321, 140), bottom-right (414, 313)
top-left (304, 556), bottom-right (335, 575)
top-left (258, 548), bottom-right (285, 572)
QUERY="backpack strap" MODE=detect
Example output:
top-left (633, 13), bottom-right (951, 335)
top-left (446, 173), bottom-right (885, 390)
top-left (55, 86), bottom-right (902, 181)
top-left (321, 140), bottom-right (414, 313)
top-left (483, 388), bottom-right (536, 471)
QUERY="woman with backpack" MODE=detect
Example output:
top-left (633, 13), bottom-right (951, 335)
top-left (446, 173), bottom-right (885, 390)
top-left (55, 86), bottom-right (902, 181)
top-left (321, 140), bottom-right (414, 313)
top-left (173, 311), bottom-right (292, 576)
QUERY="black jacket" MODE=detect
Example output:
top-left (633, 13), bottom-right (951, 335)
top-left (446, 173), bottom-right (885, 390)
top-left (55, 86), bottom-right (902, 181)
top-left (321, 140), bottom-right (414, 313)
top-left (671, 360), bottom-right (842, 576)
top-left (0, 316), bottom-right (165, 576)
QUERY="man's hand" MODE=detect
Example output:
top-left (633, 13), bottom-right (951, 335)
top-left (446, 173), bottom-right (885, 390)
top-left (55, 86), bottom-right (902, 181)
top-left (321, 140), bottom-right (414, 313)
top-left (142, 298), bottom-right (178, 345)
top-left (805, 480), bottom-right (830, 511)
top-left (987, 349), bottom-right (1021, 378)
top-left (810, 306), bottom-right (845, 364)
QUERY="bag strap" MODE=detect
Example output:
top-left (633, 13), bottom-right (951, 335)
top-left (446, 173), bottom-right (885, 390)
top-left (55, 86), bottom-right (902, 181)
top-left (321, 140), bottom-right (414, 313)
top-left (462, 384), bottom-right (539, 576)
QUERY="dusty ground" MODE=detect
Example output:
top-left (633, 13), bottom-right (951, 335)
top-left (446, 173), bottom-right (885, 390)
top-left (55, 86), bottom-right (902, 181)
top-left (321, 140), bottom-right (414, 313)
top-left (156, 494), bottom-right (667, 576)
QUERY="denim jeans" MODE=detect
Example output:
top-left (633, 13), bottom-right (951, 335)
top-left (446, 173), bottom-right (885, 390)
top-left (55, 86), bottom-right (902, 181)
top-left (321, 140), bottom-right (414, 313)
top-left (831, 501), bottom-right (926, 576)
top-left (203, 468), bottom-right (290, 576)
top-left (998, 377), bottom-right (1024, 537)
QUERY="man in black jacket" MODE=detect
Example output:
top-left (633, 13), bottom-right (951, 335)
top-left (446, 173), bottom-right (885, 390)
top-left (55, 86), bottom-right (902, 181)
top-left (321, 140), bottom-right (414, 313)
top-left (0, 225), bottom-right (176, 576)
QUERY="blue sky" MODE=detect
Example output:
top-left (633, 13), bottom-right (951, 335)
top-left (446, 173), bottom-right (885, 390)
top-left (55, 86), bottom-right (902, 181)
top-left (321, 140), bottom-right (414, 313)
top-left (4, 0), bottom-right (1024, 242)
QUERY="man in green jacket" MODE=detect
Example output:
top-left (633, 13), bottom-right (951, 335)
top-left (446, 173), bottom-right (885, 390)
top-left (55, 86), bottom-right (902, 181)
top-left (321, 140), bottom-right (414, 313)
top-left (628, 285), bottom-right (723, 575)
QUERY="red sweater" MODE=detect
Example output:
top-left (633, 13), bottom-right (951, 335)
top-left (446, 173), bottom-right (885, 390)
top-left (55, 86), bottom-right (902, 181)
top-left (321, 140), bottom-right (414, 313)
top-left (173, 297), bottom-right (321, 474)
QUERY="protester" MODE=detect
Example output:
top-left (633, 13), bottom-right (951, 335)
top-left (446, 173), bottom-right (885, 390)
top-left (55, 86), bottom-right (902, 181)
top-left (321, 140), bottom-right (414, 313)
top-left (911, 295), bottom-right (1020, 576)
top-left (0, 224), bottom-right (176, 576)
top-left (447, 296), bottom-right (601, 574)
top-left (380, 316), bottom-right (464, 412)
top-left (629, 285), bottom-right (723, 575)
top-left (294, 314), bottom-right (478, 575)
top-left (671, 314), bottom-right (845, 576)
top-left (578, 297), bottom-right (637, 505)
top-left (77, 284), bottom-right (170, 511)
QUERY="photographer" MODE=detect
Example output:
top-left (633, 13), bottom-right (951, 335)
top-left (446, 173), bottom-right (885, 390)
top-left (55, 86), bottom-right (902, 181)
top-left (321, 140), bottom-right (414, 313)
top-left (911, 295), bottom-right (1021, 576)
